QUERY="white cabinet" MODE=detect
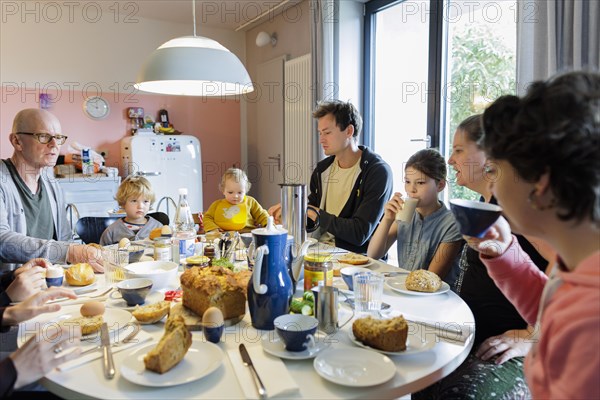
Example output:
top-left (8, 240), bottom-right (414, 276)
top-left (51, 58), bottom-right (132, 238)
top-left (57, 175), bottom-right (121, 218)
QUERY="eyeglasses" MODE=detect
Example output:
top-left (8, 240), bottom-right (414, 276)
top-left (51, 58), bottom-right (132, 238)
top-left (15, 132), bottom-right (68, 145)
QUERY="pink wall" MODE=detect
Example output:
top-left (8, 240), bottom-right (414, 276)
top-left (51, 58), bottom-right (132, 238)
top-left (0, 87), bottom-right (241, 207)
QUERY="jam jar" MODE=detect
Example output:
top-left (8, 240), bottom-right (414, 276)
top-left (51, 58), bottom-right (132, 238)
top-left (303, 253), bottom-right (333, 291)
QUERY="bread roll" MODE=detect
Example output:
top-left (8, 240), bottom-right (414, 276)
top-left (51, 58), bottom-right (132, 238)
top-left (352, 316), bottom-right (408, 352)
top-left (61, 315), bottom-right (103, 335)
top-left (132, 301), bottom-right (171, 324)
top-left (144, 316), bottom-right (192, 374)
top-left (338, 253), bottom-right (370, 265)
top-left (65, 263), bottom-right (95, 286)
top-left (405, 270), bottom-right (442, 293)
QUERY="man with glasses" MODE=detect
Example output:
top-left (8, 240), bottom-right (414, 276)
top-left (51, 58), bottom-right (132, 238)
top-left (0, 109), bottom-right (103, 283)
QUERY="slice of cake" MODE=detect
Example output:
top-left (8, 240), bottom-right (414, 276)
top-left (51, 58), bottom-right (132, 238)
top-left (144, 316), bottom-right (192, 374)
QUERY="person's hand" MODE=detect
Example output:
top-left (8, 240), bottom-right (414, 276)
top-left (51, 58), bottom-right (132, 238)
top-left (307, 205), bottom-right (320, 222)
top-left (463, 216), bottom-right (513, 258)
top-left (268, 203), bottom-right (282, 225)
top-left (2, 287), bottom-right (77, 326)
top-left (66, 244), bottom-right (103, 272)
top-left (5, 258), bottom-right (51, 302)
top-left (475, 328), bottom-right (534, 364)
top-left (197, 212), bottom-right (204, 231)
top-left (10, 325), bottom-right (81, 389)
top-left (382, 192), bottom-right (404, 221)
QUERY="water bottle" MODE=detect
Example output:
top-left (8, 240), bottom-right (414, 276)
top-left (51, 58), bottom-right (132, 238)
top-left (173, 188), bottom-right (196, 263)
top-left (81, 148), bottom-right (94, 176)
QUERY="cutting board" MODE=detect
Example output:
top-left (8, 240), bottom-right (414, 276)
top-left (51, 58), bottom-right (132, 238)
top-left (169, 303), bottom-right (244, 330)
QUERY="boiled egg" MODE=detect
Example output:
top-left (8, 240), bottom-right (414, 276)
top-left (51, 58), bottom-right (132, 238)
top-left (118, 238), bottom-right (131, 249)
top-left (80, 301), bottom-right (105, 317)
top-left (202, 307), bottom-right (224, 327)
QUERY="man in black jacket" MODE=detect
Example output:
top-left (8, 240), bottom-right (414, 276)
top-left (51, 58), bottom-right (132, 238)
top-left (270, 101), bottom-right (392, 253)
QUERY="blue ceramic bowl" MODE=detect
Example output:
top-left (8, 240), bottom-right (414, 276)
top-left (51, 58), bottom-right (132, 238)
top-left (115, 278), bottom-right (153, 306)
top-left (274, 314), bottom-right (318, 352)
top-left (449, 199), bottom-right (503, 238)
top-left (203, 324), bottom-right (224, 343)
top-left (340, 266), bottom-right (371, 291)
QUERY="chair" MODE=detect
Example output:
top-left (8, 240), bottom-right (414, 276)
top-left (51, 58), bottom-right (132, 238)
top-left (75, 217), bottom-right (119, 244)
top-left (147, 211), bottom-right (169, 226)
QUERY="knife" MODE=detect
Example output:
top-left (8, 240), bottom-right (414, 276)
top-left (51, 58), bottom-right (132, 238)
top-left (100, 323), bottom-right (115, 379)
top-left (239, 344), bottom-right (267, 399)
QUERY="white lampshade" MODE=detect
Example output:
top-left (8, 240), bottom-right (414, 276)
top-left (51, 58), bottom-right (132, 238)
top-left (135, 36), bottom-right (254, 96)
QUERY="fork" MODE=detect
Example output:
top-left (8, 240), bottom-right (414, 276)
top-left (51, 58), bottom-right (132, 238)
top-left (80, 323), bottom-right (141, 356)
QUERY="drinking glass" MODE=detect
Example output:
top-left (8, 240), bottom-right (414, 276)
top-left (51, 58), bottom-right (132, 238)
top-left (246, 241), bottom-right (256, 271)
top-left (353, 272), bottom-right (384, 313)
top-left (102, 248), bottom-right (128, 285)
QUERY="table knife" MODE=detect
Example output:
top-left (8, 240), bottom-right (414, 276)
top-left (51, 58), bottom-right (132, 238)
top-left (100, 323), bottom-right (115, 379)
top-left (239, 344), bottom-right (267, 399)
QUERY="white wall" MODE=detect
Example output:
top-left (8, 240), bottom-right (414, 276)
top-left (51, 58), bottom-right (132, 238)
top-left (0, 2), bottom-right (246, 92)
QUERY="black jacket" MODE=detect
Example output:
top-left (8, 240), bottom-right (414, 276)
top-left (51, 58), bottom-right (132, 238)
top-left (308, 146), bottom-right (393, 253)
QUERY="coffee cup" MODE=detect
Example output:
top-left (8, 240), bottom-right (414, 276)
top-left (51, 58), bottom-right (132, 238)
top-left (396, 197), bottom-right (419, 223)
top-left (274, 314), bottom-right (318, 352)
top-left (45, 266), bottom-right (64, 287)
top-left (110, 278), bottom-right (153, 306)
top-left (340, 266), bottom-right (371, 291)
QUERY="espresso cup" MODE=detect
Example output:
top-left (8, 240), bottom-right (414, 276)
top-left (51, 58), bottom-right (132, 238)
top-left (274, 314), bottom-right (318, 352)
top-left (396, 197), bottom-right (419, 223)
top-left (45, 266), bottom-right (64, 287)
top-left (110, 278), bottom-right (153, 306)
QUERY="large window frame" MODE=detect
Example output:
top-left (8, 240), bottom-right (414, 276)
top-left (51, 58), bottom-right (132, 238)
top-left (363, 0), bottom-right (445, 151)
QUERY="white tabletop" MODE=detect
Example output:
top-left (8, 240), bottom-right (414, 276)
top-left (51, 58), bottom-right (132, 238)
top-left (23, 258), bottom-right (474, 399)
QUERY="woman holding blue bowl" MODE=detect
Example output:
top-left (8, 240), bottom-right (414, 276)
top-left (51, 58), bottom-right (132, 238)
top-left (414, 114), bottom-right (550, 399)
top-left (465, 71), bottom-right (599, 399)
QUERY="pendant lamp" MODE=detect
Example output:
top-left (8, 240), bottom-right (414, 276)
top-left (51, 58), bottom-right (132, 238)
top-left (135, 0), bottom-right (254, 96)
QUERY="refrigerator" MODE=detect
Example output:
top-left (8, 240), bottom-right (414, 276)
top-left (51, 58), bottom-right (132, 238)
top-left (121, 134), bottom-right (203, 222)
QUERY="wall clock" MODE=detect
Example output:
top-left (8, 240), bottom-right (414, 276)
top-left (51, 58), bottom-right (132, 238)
top-left (83, 96), bottom-right (110, 120)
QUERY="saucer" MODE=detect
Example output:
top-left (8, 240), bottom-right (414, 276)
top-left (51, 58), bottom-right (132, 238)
top-left (105, 290), bottom-right (164, 311)
top-left (261, 333), bottom-right (330, 360)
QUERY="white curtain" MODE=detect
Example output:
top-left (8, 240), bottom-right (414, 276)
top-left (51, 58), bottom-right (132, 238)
top-left (310, 0), bottom-right (337, 160)
top-left (516, 0), bottom-right (599, 94)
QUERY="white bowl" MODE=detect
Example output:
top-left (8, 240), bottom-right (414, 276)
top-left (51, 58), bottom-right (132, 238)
top-left (124, 261), bottom-right (178, 290)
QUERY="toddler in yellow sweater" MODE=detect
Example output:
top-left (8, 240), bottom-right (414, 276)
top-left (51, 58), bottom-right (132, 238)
top-left (203, 168), bottom-right (268, 233)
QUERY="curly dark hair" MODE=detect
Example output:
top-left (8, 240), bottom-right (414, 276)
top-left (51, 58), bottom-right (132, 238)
top-left (406, 149), bottom-right (447, 182)
top-left (313, 100), bottom-right (362, 138)
top-left (481, 71), bottom-right (600, 225)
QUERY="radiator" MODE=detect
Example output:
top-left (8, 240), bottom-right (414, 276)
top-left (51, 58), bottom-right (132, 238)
top-left (284, 54), bottom-right (313, 184)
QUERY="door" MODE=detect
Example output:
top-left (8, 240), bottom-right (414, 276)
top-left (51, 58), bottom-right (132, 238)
top-left (252, 56), bottom-right (286, 207)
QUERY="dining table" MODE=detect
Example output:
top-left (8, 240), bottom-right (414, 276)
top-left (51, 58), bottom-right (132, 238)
top-left (17, 246), bottom-right (475, 399)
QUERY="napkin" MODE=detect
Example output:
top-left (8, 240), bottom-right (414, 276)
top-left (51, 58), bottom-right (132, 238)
top-left (227, 344), bottom-right (300, 399)
top-left (57, 330), bottom-right (152, 372)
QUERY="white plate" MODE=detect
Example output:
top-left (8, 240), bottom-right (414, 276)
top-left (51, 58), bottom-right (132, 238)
top-left (348, 325), bottom-right (436, 355)
top-left (313, 348), bottom-right (396, 387)
top-left (105, 290), bottom-right (165, 311)
top-left (261, 333), bottom-right (330, 360)
top-left (18, 306), bottom-right (132, 346)
top-left (120, 337), bottom-right (223, 387)
top-left (385, 276), bottom-right (450, 296)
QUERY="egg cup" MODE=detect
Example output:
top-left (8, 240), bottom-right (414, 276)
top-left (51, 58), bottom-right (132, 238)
top-left (203, 323), bottom-right (224, 343)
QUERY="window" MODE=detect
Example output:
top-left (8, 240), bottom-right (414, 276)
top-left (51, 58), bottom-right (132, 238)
top-left (363, 0), bottom-right (516, 262)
